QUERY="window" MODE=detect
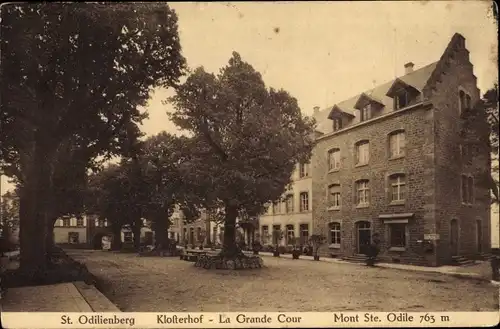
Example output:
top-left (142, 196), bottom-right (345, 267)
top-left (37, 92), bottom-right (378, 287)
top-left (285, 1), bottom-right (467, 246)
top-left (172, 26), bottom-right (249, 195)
top-left (76, 217), bottom-right (84, 227)
top-left (390, 174), bottom-right (406, 202)
top-left (459, 90), bottom-right (466, 114)
top-left (285, 194), bottom-right (294, 213)
top-left (329, 222), bottom-right (341, 245)
top-left (355, 141), bottom-right (370, 165)
top-left (189, 227), bottom-right (194, 243)
top-left (62, 217), bottom-right (70, 227)
top-left (299, 163), bottom-right (309, 178)
top-left (123, 231), bottom-right (133, 243)
top-left (68, 232), bottom-right (79, 244)
top-left (219, 228), bottom-right (225, 243)
top-left (466, 94), bottom-right (472, 111)
top-left (332, 118), bottom-right (342, 131)
top-left (389, 223), bottom-right (406, 248)
top-left (461, 174), bottom-right (474, 204)
top-left (212, 226), bottom-right (217, 243)
top-left (286, 225), bottom-right (295, 245)
top-left (328, 184), bottom-right (341, 209)
top-left (183, 228), bottom-right (187, 242)
top-left (356, 180), bottom-right (370, 206)
top-left (360, 104), bottom-right (371, 121)
top-left (272, 225), bottom-right (281, 245)
top-left (300, 192), bottom-right (309, 212)
top-left (272, 202), bottom-right (280, 215)
top-left (196, 227), bottom-right (202, 242)
top-left (262, 226), bottom-right (269, 244)
top-left (328, 148), bottom-right (341, 171)
top-left (394, 90), bottom-right (408, 110)
top-left (467, 176), bottom-right (474, 204)
top-left (299, 224), bottom-right (309, 244)
top-left (389, 131), bottom-right (406, 158)
top-left (460, 144), bottom-right (472, 165)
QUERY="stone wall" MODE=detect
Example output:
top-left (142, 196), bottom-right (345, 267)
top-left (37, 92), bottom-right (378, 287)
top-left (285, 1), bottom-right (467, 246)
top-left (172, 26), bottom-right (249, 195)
top-left (427, 34), bottom-right (491, 262)
top-left (312, 104), bottom-right (436, 265)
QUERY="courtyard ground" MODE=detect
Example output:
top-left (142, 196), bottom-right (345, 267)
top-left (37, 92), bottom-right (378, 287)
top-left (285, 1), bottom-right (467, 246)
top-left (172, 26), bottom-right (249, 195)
top-left (67, 250), bottom-right (498, 312)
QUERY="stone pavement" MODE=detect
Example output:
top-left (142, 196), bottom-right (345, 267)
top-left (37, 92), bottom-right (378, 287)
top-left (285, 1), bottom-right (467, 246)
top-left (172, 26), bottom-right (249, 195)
top-left (0, 281), bottom-right (120, 312)
top-left (256, 251), bottom-right (495, 282)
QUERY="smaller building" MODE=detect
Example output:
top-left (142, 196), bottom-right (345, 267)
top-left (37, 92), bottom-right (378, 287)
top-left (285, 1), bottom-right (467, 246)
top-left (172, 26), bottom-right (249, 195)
top-left (53, 216), bottom-right (89, 245)
top-left (258, 162), bottom-right (313, 247)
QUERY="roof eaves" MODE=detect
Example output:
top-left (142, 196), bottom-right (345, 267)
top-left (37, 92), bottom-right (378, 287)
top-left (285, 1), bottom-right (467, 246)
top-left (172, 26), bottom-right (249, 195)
top-left (327, 105), bottom-right (355, 119)
top-left (386, 78), bottom-right (420, 97)
top-left (354, 92), bottom-right (385, 109)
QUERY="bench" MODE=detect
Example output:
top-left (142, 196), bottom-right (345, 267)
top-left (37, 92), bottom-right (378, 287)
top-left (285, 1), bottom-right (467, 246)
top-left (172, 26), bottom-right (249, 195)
top-left (181, 249), bottom-right (209, 262)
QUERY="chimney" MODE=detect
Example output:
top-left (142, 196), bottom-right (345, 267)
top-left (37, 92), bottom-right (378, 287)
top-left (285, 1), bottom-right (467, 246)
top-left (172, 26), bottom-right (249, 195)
top-left (313, 106), bottom-right (320, 115)
top-left (404, 62), bottom-right (414, 75)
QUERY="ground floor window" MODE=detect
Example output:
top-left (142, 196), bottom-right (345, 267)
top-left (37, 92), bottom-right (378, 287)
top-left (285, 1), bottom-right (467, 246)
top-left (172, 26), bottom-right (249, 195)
top-left (123, 231), bottom-right (133, 243)
top-left (68, 232), bottom-right (79, 244)
top-left (183, 228), bottom-right (187, 243)
top-left (286, 224), bottom-right (295, 245)
top-left (196, 227), bottom-right (202, 242)
top-left (329, 222), bottom-right (341, 246)
top-left (272, 225), bottom-right (282, 245)
top-left (262, 225), bottom-right (269, 244)
top-left (299, 224), bottom-right (309, 244)
top-left (145, 232), bottom-right (154, 245)
top-left (219, 228), bottom-right (225, 244)
top-left (389, 223), bottom-right (406, 248)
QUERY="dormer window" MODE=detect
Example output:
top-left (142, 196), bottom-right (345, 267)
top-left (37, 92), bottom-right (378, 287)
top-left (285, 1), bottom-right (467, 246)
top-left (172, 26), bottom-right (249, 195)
top-left (386, 78), bottom-right (421, 111)
top-left (354, 93), bottom-right (384, 122)
top-left (332, 118), bottom-right (342, 131)
top-left (328, 105), bottom-right (355, 131)
top-left (360, 104), bottom-right (371, 121)
top-left (394, 90), bottom-right (408, 110)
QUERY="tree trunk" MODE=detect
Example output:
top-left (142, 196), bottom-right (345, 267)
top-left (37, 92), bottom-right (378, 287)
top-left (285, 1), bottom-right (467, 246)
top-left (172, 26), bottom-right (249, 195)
top-left (111, 224), bottom-right (122, 250)
top-left (19, 150), bottom-right (53, 279)
top-left (45, 218), bottom-right (56, 265)
top-left (221, 204), bottom-right (239, 258)
top-left (132, 219), bottom-right (141, 251)
top-left (153, 216), bottom-right (169, 250)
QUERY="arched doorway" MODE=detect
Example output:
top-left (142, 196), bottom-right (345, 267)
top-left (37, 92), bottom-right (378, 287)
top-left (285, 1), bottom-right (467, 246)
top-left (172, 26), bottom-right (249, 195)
top-left (356, 221), bottom-right (371, 254)
top-left (476, 220), bottom-right (482, 253)
top-left (450, 219), bottom-right (459, 256)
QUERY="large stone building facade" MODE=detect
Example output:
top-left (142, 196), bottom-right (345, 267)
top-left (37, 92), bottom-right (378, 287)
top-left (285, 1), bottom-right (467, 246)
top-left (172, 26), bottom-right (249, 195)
top-left (258, 163), bottom-right (313, 246)
top-left (311, 33), bottom-right (491, 266)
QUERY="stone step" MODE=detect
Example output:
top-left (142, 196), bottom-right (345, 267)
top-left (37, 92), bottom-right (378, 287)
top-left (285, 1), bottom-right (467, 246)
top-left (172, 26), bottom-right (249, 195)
top-left (342, 254), bottom-right (368, 263)
top-left (451, 255), bottom-right (476, 266)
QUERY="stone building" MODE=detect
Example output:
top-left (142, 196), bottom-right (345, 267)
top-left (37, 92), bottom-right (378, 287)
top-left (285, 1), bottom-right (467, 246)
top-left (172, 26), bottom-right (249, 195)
top-left (53, 215), bottom-right (154, 249)
top-left (311, 33), bottom-right (491, 266)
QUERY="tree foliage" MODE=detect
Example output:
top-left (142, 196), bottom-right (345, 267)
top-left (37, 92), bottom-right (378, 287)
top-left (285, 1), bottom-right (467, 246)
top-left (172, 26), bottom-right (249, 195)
top-left (168, 52), bottom-right (316, 256)
top-left (0, 3), bottom-right (186, 273)
top-left (463, 84), bottom-right (499, 203)
top-left (86, 132), bottom-right (203, 250)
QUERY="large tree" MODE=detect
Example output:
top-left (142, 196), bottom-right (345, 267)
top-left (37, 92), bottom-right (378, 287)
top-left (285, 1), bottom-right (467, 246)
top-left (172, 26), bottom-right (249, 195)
top-left (462, 84), bottom-right (499, 203)
top-left (168, 52), bottom-right (316, 258)
top-left (86, 132), bottom-right (202, 250)
top-left (0, 3), bottom-right (186, 276)
top-left (139, 132), bottom-right (202, 248)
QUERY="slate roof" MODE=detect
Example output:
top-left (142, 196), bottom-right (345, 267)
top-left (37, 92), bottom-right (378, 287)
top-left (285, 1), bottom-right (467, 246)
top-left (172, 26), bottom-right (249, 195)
top-left (313, 61), bottom-right (438, 134)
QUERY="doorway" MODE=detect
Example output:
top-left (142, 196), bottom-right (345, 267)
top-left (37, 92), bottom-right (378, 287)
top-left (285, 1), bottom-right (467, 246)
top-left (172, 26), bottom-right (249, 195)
top-left (356, 221), bottom-right (371, 254)
top-left (450, 219), bottom-right (459, 256)
top-left (476, 220), bottom-right (482, 253)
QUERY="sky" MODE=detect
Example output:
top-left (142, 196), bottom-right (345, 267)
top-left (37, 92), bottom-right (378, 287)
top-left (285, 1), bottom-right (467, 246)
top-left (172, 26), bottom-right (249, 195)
top-left (0, 1), bottom-right (498, 194)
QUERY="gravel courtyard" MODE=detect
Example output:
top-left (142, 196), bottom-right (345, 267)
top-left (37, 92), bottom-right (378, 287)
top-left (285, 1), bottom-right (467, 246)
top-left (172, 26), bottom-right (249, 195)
top-left (68, 250), bottom-right (498, 312)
